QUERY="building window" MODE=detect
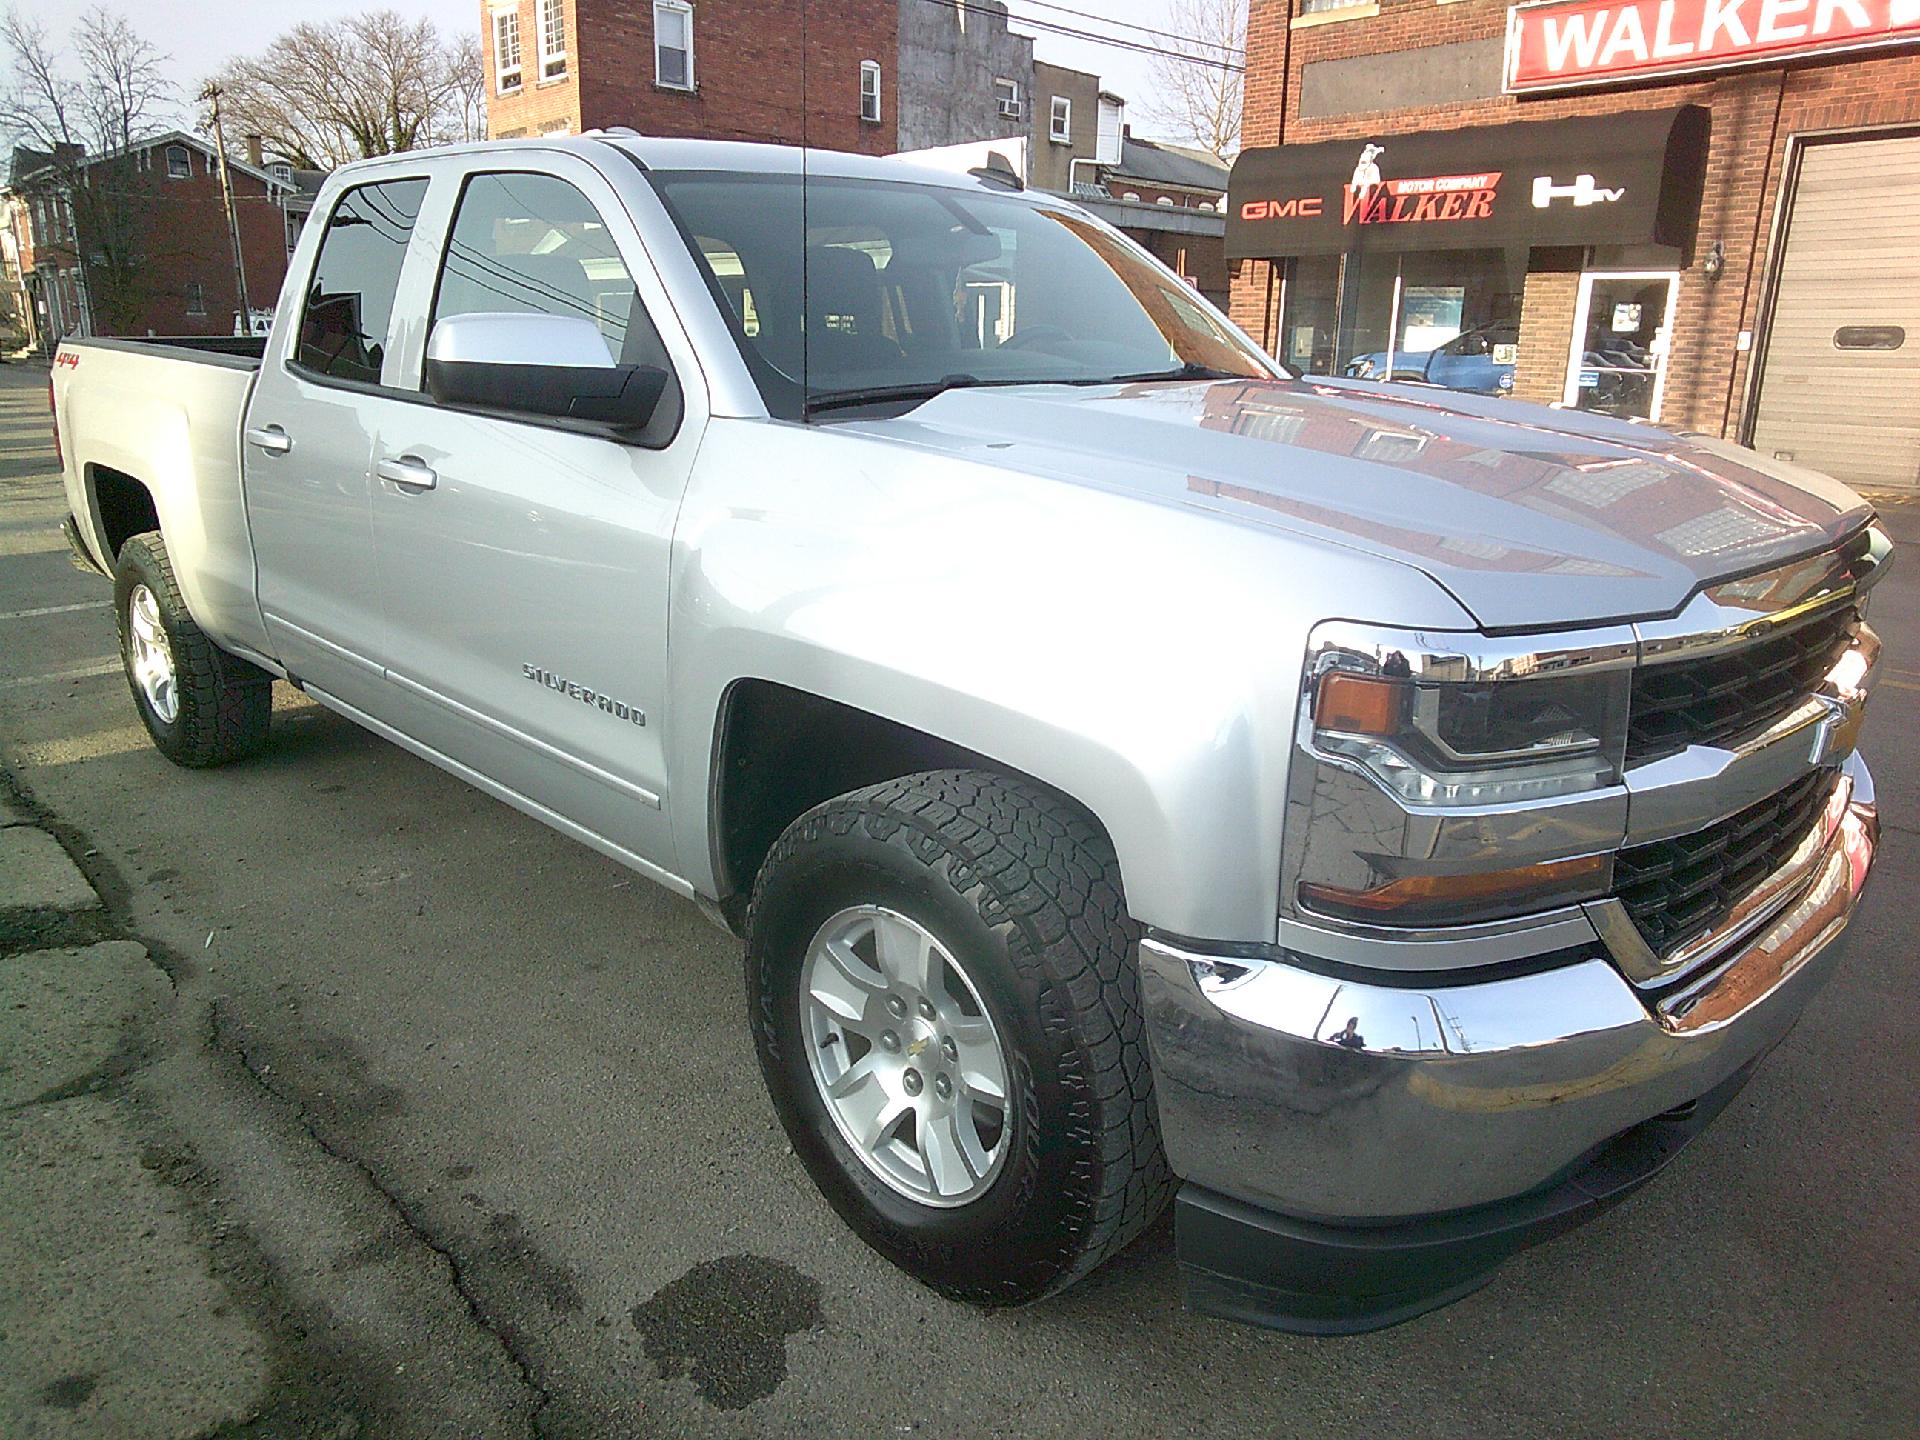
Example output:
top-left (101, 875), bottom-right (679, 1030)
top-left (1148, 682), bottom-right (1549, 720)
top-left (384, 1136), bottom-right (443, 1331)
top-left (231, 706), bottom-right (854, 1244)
top-left (136, 148), bottom-right (151, 173)
top-left (1050, 96), bottom-right (1071, 144)
top-left (494, 10), bottom-right (522, 92)
top-left (539, 0), bottom-right (568, 80)
top-left (1298, 0), bottom-right (1370, 11)
top-left (166, 145), bottom-right (191, 179)
top-left (185, 281), bottom-right (205, 316)
top-left (859, 60), bottom-right (881, 123)
top-left (655, 0), bottom-right (694, 90)
top-left (271, 161), bottom-right (292, 183)
top-left (994, 78), bottom-right (1020, 120)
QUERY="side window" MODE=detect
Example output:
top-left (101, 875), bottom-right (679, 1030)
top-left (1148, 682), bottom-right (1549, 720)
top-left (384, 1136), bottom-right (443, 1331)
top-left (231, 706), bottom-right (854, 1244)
top-left (431, 171), bottom-right (672, 376)
top-left (296, 178), bottom-right (429, 385)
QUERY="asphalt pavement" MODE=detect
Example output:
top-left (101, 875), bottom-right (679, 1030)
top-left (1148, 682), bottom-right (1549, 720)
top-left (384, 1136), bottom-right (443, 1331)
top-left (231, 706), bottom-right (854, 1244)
top-left (3, 358), bottom-right (1917, 1439)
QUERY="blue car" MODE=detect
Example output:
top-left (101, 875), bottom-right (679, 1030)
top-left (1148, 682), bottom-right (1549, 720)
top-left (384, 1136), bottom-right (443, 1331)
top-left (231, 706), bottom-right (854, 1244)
top-left (1344, 321), bottom-right (1518, 395)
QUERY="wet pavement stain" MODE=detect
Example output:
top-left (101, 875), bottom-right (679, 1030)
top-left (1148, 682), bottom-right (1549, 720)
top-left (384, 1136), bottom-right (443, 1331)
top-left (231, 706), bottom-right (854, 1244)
top-left (631, 1254), bottom-right (822, 1411)
top-left (37, 1373), bottom-right (98, 1410)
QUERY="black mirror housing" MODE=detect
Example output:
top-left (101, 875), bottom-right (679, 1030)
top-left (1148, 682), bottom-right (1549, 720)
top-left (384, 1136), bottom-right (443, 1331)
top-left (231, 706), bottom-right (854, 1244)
top-left (424, 357), bottom-right (670, 434)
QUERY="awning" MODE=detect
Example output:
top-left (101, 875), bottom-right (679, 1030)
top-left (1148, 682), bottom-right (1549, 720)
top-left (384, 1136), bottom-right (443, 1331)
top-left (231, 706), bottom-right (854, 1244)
top-left (1226, 105), bottom-right (1708, 260)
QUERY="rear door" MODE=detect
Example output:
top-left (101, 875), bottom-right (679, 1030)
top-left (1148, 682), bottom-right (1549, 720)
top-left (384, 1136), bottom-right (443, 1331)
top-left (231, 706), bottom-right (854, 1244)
top-left (359, 156), bottom-right (706, 870)
top-left (243, 174), bottom-right (430, 706)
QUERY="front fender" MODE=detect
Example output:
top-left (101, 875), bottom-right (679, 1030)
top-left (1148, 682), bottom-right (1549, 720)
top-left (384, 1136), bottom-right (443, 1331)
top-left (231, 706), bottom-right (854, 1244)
top-left (665, 421), bottom-right (1473, 943)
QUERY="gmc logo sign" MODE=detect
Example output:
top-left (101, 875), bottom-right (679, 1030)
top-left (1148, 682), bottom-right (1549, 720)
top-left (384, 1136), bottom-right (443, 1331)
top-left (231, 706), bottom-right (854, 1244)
top-left (1240, 197), bottom-right (1324, 221)
top-left (1506, 0), bottom-right (1920, 91)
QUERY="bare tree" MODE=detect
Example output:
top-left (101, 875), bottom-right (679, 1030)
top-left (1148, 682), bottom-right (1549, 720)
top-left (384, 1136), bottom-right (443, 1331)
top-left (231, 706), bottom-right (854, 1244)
top-left (0, 6), bottom-right (176, 333)
top-left (444, 33), bottom-right (487, 148)
top-left (1139, 0), bottom-right (1246, 162)
top-left (205, 10), bottom-right (482, 171)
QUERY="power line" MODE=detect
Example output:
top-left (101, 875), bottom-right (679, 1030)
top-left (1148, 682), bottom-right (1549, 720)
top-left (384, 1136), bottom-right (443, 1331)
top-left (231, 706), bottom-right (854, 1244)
top-left (917, 0), bottom-right (1246, 73)
top-left (1012, 0), bottom-right (1245, 56)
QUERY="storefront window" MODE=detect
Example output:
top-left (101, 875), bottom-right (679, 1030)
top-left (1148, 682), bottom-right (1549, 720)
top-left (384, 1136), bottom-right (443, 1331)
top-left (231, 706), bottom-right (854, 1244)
top-left (1279, 248), bottom-right (1522, 398)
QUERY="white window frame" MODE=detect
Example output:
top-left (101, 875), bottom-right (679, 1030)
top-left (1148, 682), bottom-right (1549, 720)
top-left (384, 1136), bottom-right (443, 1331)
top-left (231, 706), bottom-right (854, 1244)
top-left (494, 9), bottom-right (523, 93)
top-left (1562, 269), bottom-right (1682, 422)
top-left (539, 0), bottom-right (568, 80)
top-left (1050, 95), bottom-right (1072, 144)
top-left (994, 77), bottom-right (1020, 120)
top-left (859, 60), bottom-right (881, 123)
top-left (165, 145), bottom-right (191, 180)
top-left (654, 0), bottom-right (695, 91)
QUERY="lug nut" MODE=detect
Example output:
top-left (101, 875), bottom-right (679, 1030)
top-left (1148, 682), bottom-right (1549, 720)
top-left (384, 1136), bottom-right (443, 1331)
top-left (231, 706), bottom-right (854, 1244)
top-left (941, 1036), bottom-right (958, 1062)
top-left (879, 1030), bottom-right (901, 1052)
top-left (886, 995), bottom-right (908, 1019)
top-left (934, 1074), bottom-right (953, 1100)
top-left (903, 1069), bottom-right (924, 1096)
top-left (917, 998), bottom-right (937, 1021)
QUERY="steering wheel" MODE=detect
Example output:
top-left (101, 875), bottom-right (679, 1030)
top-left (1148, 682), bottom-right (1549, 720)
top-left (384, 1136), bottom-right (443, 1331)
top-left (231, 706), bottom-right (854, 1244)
top-left (997, 324), bottom-right (1074, 352)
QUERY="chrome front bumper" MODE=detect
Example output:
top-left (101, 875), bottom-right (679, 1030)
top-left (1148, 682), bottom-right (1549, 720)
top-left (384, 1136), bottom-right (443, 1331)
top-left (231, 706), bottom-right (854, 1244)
top-left (1140, 755), bottom-right (1878, 1224)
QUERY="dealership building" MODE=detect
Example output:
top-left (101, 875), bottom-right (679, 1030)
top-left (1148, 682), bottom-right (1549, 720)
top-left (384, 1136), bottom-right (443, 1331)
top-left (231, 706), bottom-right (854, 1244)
top-left (1225, 0), bottom-right (1920, 493)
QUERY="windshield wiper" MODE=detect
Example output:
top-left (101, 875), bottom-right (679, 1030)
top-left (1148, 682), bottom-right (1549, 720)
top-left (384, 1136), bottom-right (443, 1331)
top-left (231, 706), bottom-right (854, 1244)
top-left (806, 374), bottom-right (987, 414)
top-left (1100, 361), bottom-right (1250, 384)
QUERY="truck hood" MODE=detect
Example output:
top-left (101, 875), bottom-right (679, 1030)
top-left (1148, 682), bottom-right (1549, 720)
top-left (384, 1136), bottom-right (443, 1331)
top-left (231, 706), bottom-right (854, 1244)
top-left (847, 375), bottom-right (1871, 630)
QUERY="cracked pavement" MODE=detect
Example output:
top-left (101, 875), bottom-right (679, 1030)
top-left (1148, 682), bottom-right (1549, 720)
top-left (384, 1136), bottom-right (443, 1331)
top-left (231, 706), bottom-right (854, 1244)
top-left (4, 360), bottom-right (1919, 1437)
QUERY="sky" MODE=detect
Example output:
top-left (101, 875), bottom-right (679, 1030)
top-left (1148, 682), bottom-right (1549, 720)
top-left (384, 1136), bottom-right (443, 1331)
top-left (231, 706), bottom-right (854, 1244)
top-left (11, 0), bottom-right (1210, 142)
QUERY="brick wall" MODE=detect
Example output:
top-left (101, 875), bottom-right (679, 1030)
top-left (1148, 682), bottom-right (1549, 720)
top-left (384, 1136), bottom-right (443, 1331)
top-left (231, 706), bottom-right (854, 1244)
top-left (24, 145), bottom-right (292, 337)
top-left (1511, 265), bottom-right (1577, 405)
top-left (1232, 0), bottom-right (1920, 436)
top-left (486, 0), bottom-right (898, 153)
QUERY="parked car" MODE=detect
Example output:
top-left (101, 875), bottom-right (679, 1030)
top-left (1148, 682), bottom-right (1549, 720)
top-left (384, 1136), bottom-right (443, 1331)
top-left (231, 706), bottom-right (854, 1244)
top-left (49, 135), bottom-right (1885, 1333)
top-left (1346, 321), bottom-right (1518, 394)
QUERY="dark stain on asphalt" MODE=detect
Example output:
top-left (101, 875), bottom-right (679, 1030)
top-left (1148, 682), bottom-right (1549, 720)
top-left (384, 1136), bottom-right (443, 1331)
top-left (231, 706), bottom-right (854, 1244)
top-left (37, 1373), bottom-right (97, 1410)
top-left (631, 1255), bottom-right (821, 1411)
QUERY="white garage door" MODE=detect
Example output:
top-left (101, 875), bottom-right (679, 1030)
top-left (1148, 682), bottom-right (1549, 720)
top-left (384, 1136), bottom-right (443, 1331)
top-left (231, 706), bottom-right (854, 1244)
top-left (1750, 132), bottom-right (1920, 495)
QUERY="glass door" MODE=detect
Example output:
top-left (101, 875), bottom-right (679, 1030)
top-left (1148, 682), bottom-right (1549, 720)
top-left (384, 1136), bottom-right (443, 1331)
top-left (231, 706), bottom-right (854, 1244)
top-left (1564, 271), bottom-right (1679, 421)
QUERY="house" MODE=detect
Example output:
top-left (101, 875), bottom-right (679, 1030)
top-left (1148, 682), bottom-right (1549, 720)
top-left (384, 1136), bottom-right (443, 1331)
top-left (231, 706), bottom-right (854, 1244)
top-left (1076, 134), bottom-right (1230, 312)
top-left (480, 0), bottom-right (1105, 180)
top-left (4, 130), bottom-right (299, 348)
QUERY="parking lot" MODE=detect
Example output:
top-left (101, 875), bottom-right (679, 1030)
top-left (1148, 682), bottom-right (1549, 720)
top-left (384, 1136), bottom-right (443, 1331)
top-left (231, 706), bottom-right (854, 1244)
top-left (3, 356), bottom-right (1918, 1438)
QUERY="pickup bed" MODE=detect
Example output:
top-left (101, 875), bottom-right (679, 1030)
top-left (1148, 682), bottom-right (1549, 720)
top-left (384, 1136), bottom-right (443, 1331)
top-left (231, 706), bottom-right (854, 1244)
top-left (50, 134), bottom-right (1886, 1332)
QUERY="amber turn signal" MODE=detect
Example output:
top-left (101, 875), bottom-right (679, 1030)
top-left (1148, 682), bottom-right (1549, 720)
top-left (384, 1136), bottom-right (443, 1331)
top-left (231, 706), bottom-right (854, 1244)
top-left (1299, 852), bottom-right (1610, 918)
top-left (1314, 671), bottom-right (1405, 736)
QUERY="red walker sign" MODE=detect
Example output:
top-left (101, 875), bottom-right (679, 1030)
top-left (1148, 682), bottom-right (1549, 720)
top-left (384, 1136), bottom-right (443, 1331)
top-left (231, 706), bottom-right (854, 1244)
top-left (1505, 0), bottom-right (1920, 91)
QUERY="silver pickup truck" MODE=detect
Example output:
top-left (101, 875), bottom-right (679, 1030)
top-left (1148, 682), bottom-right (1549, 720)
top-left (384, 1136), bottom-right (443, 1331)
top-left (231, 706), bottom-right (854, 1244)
top-left (49, 134), bottom-right (1885, 1333)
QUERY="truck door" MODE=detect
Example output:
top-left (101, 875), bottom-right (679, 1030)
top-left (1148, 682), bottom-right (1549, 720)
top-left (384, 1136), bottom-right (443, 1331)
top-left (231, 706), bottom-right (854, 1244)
top-left (360, 161), bottom-right (703, 871)
top-left (243, 176), bottom-right (430, 708)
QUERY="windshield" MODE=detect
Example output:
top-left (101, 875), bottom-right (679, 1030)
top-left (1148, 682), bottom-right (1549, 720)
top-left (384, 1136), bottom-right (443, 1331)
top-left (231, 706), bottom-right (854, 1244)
top-left (646, 170), bottom-right (1278, 418)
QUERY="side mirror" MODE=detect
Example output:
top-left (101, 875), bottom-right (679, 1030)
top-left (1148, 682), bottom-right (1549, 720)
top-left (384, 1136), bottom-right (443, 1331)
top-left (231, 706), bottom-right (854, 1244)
top-left (423, 313), bottom-right (668, 432)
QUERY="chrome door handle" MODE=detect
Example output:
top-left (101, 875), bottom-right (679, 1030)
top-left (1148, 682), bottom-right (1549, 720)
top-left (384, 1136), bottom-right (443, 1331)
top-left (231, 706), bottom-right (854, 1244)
top-left (245, 425), bottom-right (293, 456)
top-left (377, 456), bottom-right (438, 492)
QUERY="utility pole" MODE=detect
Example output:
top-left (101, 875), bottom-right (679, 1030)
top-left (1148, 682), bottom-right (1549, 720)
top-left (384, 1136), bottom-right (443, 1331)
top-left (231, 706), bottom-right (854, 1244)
top-left (199, 82), bottom-right (252, 330)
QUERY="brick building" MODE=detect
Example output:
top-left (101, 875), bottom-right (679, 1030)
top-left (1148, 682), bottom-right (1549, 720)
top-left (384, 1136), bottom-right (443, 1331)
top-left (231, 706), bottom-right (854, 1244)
top-left (482, 0), bottom-right (984, 152)
top-left (1226, 0), bottom-right (1920, 494)
top-left (6, 131), bottom-right (297, 348)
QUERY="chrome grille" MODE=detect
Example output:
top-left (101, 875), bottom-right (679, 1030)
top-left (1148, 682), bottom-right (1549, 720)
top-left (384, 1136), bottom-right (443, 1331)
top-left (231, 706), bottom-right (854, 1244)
top-left (1613, 769), bottom-right (1832, 958)
top-left (1625, 606), bottom-right (1854, 765)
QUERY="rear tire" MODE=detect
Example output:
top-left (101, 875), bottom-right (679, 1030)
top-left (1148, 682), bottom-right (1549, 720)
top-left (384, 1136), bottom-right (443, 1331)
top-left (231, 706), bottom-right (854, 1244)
top-left (114, 530), bottom-right (272, 768)
top-left (747, 769), bottom-right (1171, 1305)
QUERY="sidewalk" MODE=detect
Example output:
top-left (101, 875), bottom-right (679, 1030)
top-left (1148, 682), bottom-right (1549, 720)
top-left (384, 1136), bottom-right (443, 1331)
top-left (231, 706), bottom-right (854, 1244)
top-left (0, 782), bottom-right (270, 1439)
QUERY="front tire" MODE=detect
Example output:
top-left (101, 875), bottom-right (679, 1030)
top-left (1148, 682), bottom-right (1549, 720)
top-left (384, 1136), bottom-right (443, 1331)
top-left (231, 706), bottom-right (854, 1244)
top-left (747, 769), bottom-right (1171, 1305)
top-left (114, 530), bottom-right (272, 768)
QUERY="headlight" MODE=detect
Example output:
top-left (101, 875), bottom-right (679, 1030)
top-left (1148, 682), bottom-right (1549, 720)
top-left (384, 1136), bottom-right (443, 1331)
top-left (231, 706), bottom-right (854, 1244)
top-left (1311, 666), bottom-right (1628, 807)
top-left (1293, 622), bottom-right (1635, 928)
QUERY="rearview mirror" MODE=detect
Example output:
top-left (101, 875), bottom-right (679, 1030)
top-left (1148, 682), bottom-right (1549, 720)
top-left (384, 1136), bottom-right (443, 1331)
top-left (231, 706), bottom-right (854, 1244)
top-left (423, 313), bottom-right (668, 432)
